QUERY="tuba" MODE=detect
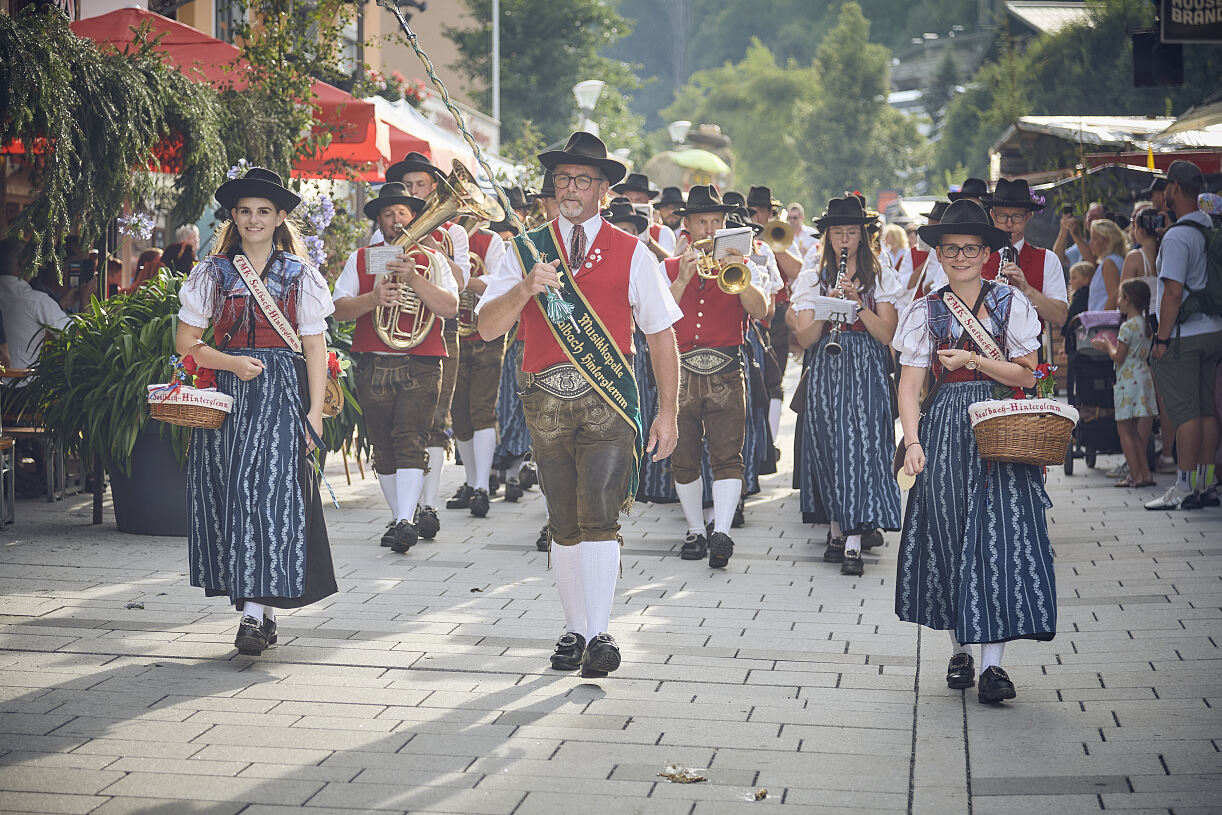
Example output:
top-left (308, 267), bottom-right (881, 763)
top-left (373, 160), bottom-right (505, 349)
top-left (762, 220), bottom-right (794, 253)
top-left (456, 248), bottom-right (485, 337)
top-left (691, 238), bottom-right (751, 295)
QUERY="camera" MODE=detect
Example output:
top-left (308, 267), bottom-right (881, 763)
top-left (1137, 210), bottom-right (1166, 232)
top-left (1060, 204), bottom-right (1074, 216)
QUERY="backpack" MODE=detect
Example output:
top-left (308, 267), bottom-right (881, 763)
top-left (1165, 219), bottom-right (1222, 321)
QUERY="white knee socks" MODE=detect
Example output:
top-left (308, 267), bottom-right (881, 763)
top-left (980, 642), bottom-right (1006, 674)
top-left (378, 472), bottom-right (398, 520)
top-left (844, 534), bottom-right (862, 554)
top-left (422, 447), bottom-right (445, 507)
top-left (830, 521), bottom-right (842, 539)
top-left (241, 601), bottom-right (264, 622)
top-left (675, 478), bottom-right (705, 535)
top-left (473, 428), bottom-right (497, 492)
top-left (264, 607), bottom-right (276, 623)
top-left (948, 631), bottom-right (971, 657)
top-left (768, 398), bottom-right (782, 441)
top-left (507, 457), bottom-right (524, 479)
top-left (395, 468), bottom-right (425, 523)
top-left (711, 478), bottom-right (741, 535)
top-left (581, 540), bottom-right (620, 641)
top-left (456, 438), bottom-right (476, 487)
top-left (550, 543), bottom-right (586, 637)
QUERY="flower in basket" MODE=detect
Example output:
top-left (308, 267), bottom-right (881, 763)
top-left (326, 350), bottom-right (350, 381)
top-left (194, 368), bottom-right (217, 390)
top-left (1032, 363), bottom-right (1058, 398)
top-left (175, 354), bottom-right (218, 390)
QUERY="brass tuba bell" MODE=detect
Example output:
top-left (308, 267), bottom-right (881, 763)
top-left (691, 238), bottom-right (751, 295)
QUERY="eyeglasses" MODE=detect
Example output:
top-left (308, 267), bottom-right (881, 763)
top-left (552, 173), bottom-right (602, 191)
top-left (991, 212), bottom-right (1029, 224)
top-left (938, 244), bottom-right (988, 259)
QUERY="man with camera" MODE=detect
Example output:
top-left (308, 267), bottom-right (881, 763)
top-left (1146, 160), bottom-right (1222, 511)
top-left (1055, 201), bottom-right (1105, 269)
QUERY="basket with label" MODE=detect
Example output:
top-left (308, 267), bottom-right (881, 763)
top-left (148, 354), bottom-right (231, 429)
top-left (968, 398), bottom-right (1079, 466)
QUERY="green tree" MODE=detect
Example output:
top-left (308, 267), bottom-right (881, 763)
top-left (445, 0), bottom-right (645, 159)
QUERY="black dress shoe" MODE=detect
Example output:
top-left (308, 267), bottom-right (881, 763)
top-left (823, 537), bottom-right (845, 563)
top-left (520, 461), bottom-right (537, 489)
top-left (550, 632), bottom-right (586, 670)
top-left (708, 532), bottom-right (734, 569)
top-left (262, 616), bottom-right (278, 646)
top-left (862, 529), bottom-right (883, 550)
top-left (445, 484), bottom-right (472, 509)
top-left (582, 633), bottom-right (621, 677)
top-left (840, 549), bottom-right (863, 576)
top-left (679, 533), bottom-right (707, 560)
top-left (946, 653), bottom-right (974, 689)
top-left (415, 506), bottom-right (440, 539)
top-left (469, 488), bottom-right (490, 518)
top-left (379, 521), bottom-right (396, 547)
top-left (389, 520), bottom-right (419, 553)
top-left (489, 471), bottom-right (501, 496)
top-left (732, 500), bottom-right (745, 528)
top-left (535, 524), bottom-right (550, 552)
top-left (503, 478), bottom-right (524, 502)
top-left (235, 615), bottom-right (268, 655)
top-left (978, 666), bottom-right (1017, 704)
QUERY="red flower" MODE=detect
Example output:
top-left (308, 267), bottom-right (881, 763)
top-left (194, 369), bottom-right (217, 390)
top-left (181, 355), bottom-right (199, 374)
top-left (1010, 387), bottom-right (1026, 400)
top-left (327, 351), bottom-right (342, 378)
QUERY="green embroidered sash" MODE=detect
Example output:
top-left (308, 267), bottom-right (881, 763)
top-left (511, 222), bottom-right (643, 509)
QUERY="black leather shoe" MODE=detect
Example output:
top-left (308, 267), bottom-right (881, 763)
top-left (389, 520), bottom-right (418, 553)
top-left (469, 488), bottom-right (490, 518)
top-left (862, 529), bottom-right (883, 550)
top-left (520, 461), bottom-right (537, 490)
top-left (946, 653), bottom-right (974, 689)
top-left (823, 537), bottom-right (845, 563)
top-left (535, 524), bottom-right (550, 552)
top-left (708, 532), bottom-right (734, 569)
top-left (550, 632), bottom-right (585, 671)
top-left (503, 478), bottom-right (524, 502)
top-left (379, 521), bottom-right (396, 547)
top-left (978, 666), bottom-right (1017, 703)
top-left (488, 471), bottom-right (501, 496)
top-left (840, 549), bottom-right (863, 576)
top-left (732, 500), bottom-right (745, 528)
top-left (1181, 490), bottom-right (1205, 510)
top-left (235, 615), bottom-right (268, 655)
top-left (582, 633), bottom-right (621, 677)
top-left (262, 616), bottom-right (278, 646)
top-left (445, 484), bottom-right (472, 509)
top-left (415, 506), bottom-right (440, 539)
top-left (679, 533), bottom-right (707, 560)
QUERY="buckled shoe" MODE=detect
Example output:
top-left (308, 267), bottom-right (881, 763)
top-left (550, 632), bottom-right (586, 671)
top-left (582, 633), bottom-right (621, 677)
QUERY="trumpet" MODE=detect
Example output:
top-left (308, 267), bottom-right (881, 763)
top-left (691, 238), bottom-right (751, 295)
top-left (824, 248), bottom-right (848, 356)
top-left (762, 219), bottom-right (794, 253)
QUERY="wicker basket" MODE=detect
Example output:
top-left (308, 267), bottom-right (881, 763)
top-left (969, 399), bottom-right (1079, 466)
top-left (147, 385), bottom-right (232, 430)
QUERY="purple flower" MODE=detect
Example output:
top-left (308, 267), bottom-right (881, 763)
top-left (226, 158), bottom-right (251, 180)
top-left (303, 235), bottom-right (327, 268)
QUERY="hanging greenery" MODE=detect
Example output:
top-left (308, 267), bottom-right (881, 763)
top-left (0, 5), bottom-right (226, 272)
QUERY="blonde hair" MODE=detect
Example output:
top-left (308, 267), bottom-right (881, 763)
top-left (1069, 261), bottom-right (1094, 283)
top-left (883, 223), bottom-right (906, 253)
top-left (1090, 218), bottom-right (1127, 258)
top-left (212, 215), bottom-right (307, 259)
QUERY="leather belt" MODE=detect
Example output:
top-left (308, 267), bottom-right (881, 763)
top-left (680, 347), bottom-right (741, 375)
top-left (522, 364), bottom-right (592, 399)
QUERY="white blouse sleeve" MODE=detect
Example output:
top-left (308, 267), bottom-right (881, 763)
top-left (1006, 287), bottom-right (1042, 359)
top-left (893, 298), bottom-right (932, 368)
top-left (296, 262), bottom-right (335, 336)
top-left (874, 262), bottom-right (906, 305)
top-left (788, 268), bottom-right (825, 313)
top-left (177, 258), bottom-right (217, 328)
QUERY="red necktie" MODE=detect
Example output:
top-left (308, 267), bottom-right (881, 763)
top-left (569, 224), bottom-right (587, 265)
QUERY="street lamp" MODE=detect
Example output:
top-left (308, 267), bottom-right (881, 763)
top-left (667, 120), bottom-right (691, 145)
top-left (573, 79), bottom-right (605, 136)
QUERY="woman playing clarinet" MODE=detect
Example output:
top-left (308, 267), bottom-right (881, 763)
top-left (893, 200), bottom-right (1055, 705)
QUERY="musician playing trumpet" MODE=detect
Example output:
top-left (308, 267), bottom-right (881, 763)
top-left (665, 185), bottom-right (770, 569)
top-left (332, 183), bottom-right (459, 553)
top-left (788, 195), bottom-right (903, 576)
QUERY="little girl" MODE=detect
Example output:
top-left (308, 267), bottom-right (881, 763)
top-left (1092, 279), bottom-right (1157, 487)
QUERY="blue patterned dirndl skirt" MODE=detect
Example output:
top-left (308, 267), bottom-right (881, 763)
top-left (634, 330), bottom-right (679, 503)
top-left (743, 328), bottom-right (777, 495)
top-left (801, 331), bottom-right (901, 531)
top-left (895, 380), bottom-right (1057, 644)
top-left (493, 338), bottom-right (533, 469)
top-left (188, 348), bottom-right (336, 608)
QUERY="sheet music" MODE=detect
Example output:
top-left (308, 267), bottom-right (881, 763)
top-left (712, 227), bottom-right (753, 261)
top-left (362, 245), bottom-right (404, 276)
top-left (808, 295), bottom-right (859, 325)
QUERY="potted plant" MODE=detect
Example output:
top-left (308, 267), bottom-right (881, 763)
top-left (26, 270), bottom-right (199, 535)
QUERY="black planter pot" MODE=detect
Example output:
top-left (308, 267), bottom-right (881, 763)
top-left (108, 426), bottom-right (189, 537)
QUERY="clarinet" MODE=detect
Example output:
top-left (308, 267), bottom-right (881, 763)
top-left (825, 248), bottom-right (848, 356)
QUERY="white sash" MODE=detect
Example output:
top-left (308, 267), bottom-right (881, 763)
top-left (232, 254), bottom-right (303, 354)
top-left (942, 289), bottom-right (1003, 362)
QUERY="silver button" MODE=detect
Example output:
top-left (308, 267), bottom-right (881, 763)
top-left (697, 312), bottom-right (703, 317)
top-left (695, 323), bottom-right (701, 329)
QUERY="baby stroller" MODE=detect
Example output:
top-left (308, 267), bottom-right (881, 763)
top-left (1063, 310), bottom-right (1124, 474)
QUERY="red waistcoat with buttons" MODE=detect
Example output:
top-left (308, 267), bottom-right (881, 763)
top-left (350, 241), bottom-right (448, 357)
top-left (462, 228), bottom-right (497, 344)
top-left (518, 219), bottom-right (637, 373)
top-left (983, 241), bottom-right (1046, 292)
top-left (664, 256), bottom-right (749, 352)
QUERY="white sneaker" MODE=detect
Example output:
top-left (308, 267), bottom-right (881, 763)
top-left (1145, 484), bottom-right (1192, 510)
top-left (1105, 461), bottom-right (1129, 478)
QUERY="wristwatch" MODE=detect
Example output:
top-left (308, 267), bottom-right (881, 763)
top-left (965, 351), bottom-right (978, 371)
top-left (1154, 336), bottom-right (1169, 346)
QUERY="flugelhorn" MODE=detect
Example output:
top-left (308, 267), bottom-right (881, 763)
top-left (762, 219), bottom-right (794, 253)
top-left (691, 238), bottom-right (751, 295)
top-left (824, 248), bottom-right (848, 356)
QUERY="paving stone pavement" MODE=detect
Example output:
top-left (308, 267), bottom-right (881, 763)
top-left (1, 392), bottom-right (1220, 814)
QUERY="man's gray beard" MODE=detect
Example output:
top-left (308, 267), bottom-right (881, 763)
top-left (559, 199), bottom-right (584, 220)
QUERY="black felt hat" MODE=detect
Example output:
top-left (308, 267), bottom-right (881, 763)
top-left (538, 170), bottom-right (557, 199)
top-left (504, 186), bottom-right (531, 212)
top-left (537, 131), bottom-right (627, 185)
top-left (722, 190), bottom-right (752, 219)
top-left (727, 211), bottom-right (763, 236)
top-left (948, 177), bottom-right (990, 202)
top-left (813, 195), bottom-right (878, 230)
top-left (490, 216), bottom-right (520, 236)
top-left (657, 186), bottom-right (685, 207)
top-left (983, 178), bottom-right (1045, 211)
top-left (386, 151), bottom-right (441, 183)
top-left (746, 186), bottom-right (779, 211)
top-left (215, 167), bottom-right (301, 213)
top-left (927, 200), bottom-right (951, 223)
top-left (363, 182), bottom-right (426, 220)
top-left (677, 184), bottom-right (737, 216)
top-left (613, 172), bottom-right (658, 199)
top-left (604, 198), bottom-right (649, 233)
top-left (917, 200), bottom-right (1009, 251)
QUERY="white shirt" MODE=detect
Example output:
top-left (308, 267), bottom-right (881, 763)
top-left (748, 242), bottom-right (784, 296)
top-left (0, 275), bottom-right (71, 371)
top-left (476, 214), bottom-right (682, 335)
top-left (790, 257), bottom-right (905, 312)
top-left (333, 243), bottom-right (460, 301)
top-left (892, 284), bottom-right (1042, 368)
top-left (893, 249), bottom-right (917, 311)
top-left (790, 225), bottom-right (819, 257)
top-left (649, 223), bottom-right (677, 255)
top-left (176, 256), bottom-right (334, 336)
top-left (371, 221), bottom-right (471, 289)
top-left (923, 240), bottom-right (1066, 308)
top-left (471, 234), bottom-right (507, 302)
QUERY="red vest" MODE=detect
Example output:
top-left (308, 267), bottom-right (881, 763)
top-left (665, 256), bottom-right (748, 352)
top-left (462, 229), bottom-right (497, 343)
top-left (518, 219), bottom-right (637, 373)
top-left (983, 241), bottom-right (1046, 292)
top-left (214, 297), bottom-right (299, 350)
top-left (649, 223), bottom-right (662, 242)
top-left (910, 248), bottom-right (929, 273)
top-left (350, 242), bottom-right (448, 356)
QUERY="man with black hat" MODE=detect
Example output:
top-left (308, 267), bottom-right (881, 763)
top-left (949, 177), bottom-right (990, 205)
top-left (666, 185), bottom-right (770, 569)
top-left (477, 132), bottom-right (682, 677)
top-left (656, 186), bottom-right (685, 234)
top-left (614, 172), bottom-right (676, 259)
top-left (981, 178), bottom-right (1068, 330)
top-left (536, 170), bottom-right (560, 222)
top-left (385, 150), bottom-right (473, 537)
top-left (332, 183), bottom-right (460, 552)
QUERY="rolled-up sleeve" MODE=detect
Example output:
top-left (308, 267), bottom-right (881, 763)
top-left (473, 239), bottom-right (525, 315)
top-left (893, 299), bottom-right (932, 368)
top-left (297, 262), bottom-right (335, 336)
top-left (629, 242), bottom-right (682, 334)
top-left (177, 259), bottom-right (216, 328)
